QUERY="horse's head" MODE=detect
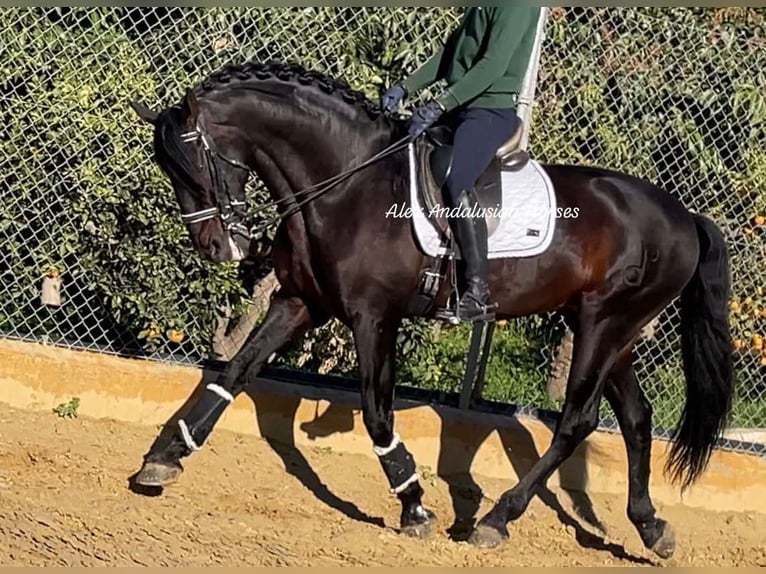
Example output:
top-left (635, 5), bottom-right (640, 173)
top-left (131, 60), bottom-right (408, 265)
top-left (130, 89), bottom-right (251, 263)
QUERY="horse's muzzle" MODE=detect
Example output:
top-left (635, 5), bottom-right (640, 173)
top-left (228, 233), bottom-right (248, 262)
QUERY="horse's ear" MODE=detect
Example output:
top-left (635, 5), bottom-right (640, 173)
top-left (130, 101), bottom-right (159, 125)
top-left (184, 88), bottom-right (201, 124)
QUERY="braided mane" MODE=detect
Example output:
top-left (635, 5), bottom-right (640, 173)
top-left (192, 59), bottom-right (388, 123)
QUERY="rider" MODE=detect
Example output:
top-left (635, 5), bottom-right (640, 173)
top-left (381, 6), bottom-right (541, 322)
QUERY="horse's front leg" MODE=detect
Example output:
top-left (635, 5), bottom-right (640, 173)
top-left (135, 291), bottom-right (314, 487)
top-left (353, 313), bottom-right (437, 538)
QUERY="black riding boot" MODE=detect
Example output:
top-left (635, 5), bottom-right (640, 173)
top-left (448, 189), bottom-right (496, 323)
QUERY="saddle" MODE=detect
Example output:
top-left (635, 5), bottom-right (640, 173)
top-left (408, 119), bottom-right (531, 320)
top-left (415, 120), bottom-right (531, 242)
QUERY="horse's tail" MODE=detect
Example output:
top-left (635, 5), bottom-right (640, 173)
top-left (666, 213), bottom-right (735, 490)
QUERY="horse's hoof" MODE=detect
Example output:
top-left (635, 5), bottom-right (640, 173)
top-left (650, 522), bottom-right (676, 559)
top-left (400, 508), bottom-right (437, 539)
top-left (468, 522), bottom-right (509, 549)
top-left (134, 460), bottom-right (183, 487)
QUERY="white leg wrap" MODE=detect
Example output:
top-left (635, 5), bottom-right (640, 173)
top-left (206, 383), bottom-right (234, 403)
top-left (373, 433), bottom-right (401, 457)
top-left (178, 419), bottom-right (201, 452)
top-left (392, 472), bottom-right (420, 494)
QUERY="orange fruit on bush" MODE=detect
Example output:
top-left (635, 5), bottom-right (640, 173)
top-left (755, 215), bottom-right (765, 226)
top-left (729, 301), bottom-right (740, 312)
top-left (168, 329), bottom-right (185, 344)
top-left (733, 339), bottom-right (745, 350)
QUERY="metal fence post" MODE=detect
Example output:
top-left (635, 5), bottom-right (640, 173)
top-left (517, 7), bottom-right (549, 152)
top-left (457, 7), bottom-right (550, 411)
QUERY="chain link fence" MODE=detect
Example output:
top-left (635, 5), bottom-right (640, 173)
top-left (1, 8), bottom-right (764, 453)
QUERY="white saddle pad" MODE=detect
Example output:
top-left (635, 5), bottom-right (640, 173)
top-left (405, 143), bottom-right (557, 260)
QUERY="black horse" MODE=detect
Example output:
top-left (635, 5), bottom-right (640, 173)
top-left (129, 60), bottom-right (734, 558)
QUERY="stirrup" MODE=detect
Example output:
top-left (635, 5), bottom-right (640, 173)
top-left (456, 292), bottom-right (497, 323)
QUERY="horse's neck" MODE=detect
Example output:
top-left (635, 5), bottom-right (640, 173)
top-left (271, 119), bottom-right (387, 190)
top-left (242, 99), bottom-right (395, 217)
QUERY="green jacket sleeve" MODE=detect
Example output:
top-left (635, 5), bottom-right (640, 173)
top-left (437, 6), bottom-right (537, 112)
top-left (401, 10), bottom-right (468, 93)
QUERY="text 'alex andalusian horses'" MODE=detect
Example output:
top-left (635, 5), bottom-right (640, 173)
top-left (129, 60), bottom-right (733, 558)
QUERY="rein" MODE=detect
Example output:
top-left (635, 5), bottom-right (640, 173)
top-left (180, 121), bottom-right (411, 241)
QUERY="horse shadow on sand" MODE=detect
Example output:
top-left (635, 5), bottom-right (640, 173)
top-left (128, 366), bottom-right (654, 565)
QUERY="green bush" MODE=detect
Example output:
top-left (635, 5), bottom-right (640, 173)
top-left (0, 9), bottom-right (253, 357)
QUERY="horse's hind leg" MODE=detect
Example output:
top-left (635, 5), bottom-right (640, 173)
top-left (353, 312), bottom-right (436, 538)
top-left (135, 291), bottom-right (314, 487)
top-left (604, 349), bottom-right (676, 559)
top-left (468, 288), bottom-right (666, 549)
top-left (468, 303), bottom-right (619, 547)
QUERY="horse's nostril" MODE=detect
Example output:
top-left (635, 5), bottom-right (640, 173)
top-left (210, 237), bottom-right (223, 258)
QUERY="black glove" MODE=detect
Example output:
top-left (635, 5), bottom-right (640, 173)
top-left (380, 84), bottom-right (407, 115)
top-left (407, 100), bottom-right (445, 140)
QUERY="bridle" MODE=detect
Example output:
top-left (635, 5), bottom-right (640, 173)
top-left (178, 118), bottom-right (412, 243)
top-left (179, 120), bottom-right (252, 247)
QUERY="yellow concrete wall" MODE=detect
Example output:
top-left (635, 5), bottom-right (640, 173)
top-left (0, 338), bottom-right (764, 514)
